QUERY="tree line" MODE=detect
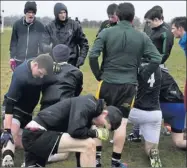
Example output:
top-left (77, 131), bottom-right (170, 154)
top-left (1, 15), bottom-right (143, 29)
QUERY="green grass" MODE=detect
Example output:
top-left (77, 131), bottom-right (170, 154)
top-left (0, 28), bottom-right (186, 167)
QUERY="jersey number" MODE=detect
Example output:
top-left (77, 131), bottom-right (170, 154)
top-left (147, 73), bottom-right (155, 87)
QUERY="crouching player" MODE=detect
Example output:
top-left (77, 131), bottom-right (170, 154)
top-left (22, 94), bottom-right (123, 167)
top-left (0, 54), bottom-right (54, 167)
top-left (128, 62), bottom-right (162, 167)
top-left (40, 44), bottom-right (83, 110)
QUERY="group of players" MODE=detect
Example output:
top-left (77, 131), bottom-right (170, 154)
top-left (0, 1), bottom-right (186, 168)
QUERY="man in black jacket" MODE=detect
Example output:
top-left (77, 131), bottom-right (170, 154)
top-left (40, 44), bottom-right (83, 110)
top-left (9, 1), bottom-right (44, 71)
top-left (22, 94), bottom-right (123, 167)
top-left (41, 2), bottom-right (89, 68)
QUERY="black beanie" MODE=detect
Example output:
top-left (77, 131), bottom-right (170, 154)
top-left (106, 106), bottom-right (123, 131)
top-left (24, 1), bottom-right (37, 14)
top-left (52, 44), bottom-right (70, 63)
top-left (54, 3), bottom-right (68, 18)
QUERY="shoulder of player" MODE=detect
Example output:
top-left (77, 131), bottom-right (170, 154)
top-left (12, 68), bottom-right (27, 84)
top-left (67, 64), bottom-right (83, 77)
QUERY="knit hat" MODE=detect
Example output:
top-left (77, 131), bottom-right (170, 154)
top-left (106, 106), bottom-right (123, 131)
top-left (52, 44), bottom-right (70, 63)
top-left (54, 3), bottom-right (68, 18)
top-left (24, 1), bottom-right (37, 14)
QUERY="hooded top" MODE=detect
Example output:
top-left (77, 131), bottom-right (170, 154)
top-left (54, 3), bottom-right (68, 21)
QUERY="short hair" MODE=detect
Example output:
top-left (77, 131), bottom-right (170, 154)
top-left (146, 9), bottom-right (163, 20)
top-left (106, 106), bottom-right (123, 131)
top-left (144, 9), bottom-right (151, 19)
top-left (151, 5), bottom-right (163, 14)
top-left (116, 2), bottom-right (135, 22)
top-left (171, 17), bottom-right (187, 31)
top-left (33, 54), bottom-right (54, 75)
top-left (107, 3), bottom-right (118, 15)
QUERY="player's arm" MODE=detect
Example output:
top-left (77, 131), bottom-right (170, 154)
top-left (67, 106), bottom-right (97, 139)
top-left (89, 30), bottom-right (106, 81)
top-left (4, 73), bottom-right (23, 129)
top-left (160, 31), bottom-right (174, 64)
top-left (73, 70), bottom-right (83, 96)
top-left (141, 33), bottom-right (162, 82)
top-left (67, 98), bottom-right (109, 140)
top-left (9, 22), bottom-right (18, 59)
top-left (76, 24), bottom-right (89, 61)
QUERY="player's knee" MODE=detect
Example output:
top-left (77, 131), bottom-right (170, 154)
top-left (85, 138), bottom-right (96, 153)
top-left (173, 139), bottom-right (183, 148)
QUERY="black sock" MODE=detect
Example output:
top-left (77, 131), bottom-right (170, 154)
top-left (75, 152), bottom-right (81, 167)
top-left (111, 152), bottom-right (121, 167)
top-left (133, 124), bottom-right (140, 137)
top-left (96, 146), bottom-right (102, 167)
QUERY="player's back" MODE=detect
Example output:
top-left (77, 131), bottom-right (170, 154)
top-left (134, 64), bottom-right (161, 111)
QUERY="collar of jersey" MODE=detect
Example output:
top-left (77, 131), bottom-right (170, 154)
top-left (118, 20), bottom-right (132, 27)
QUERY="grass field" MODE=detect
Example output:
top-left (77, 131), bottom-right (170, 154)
top-left (0, 28), bottom-right (186, 167)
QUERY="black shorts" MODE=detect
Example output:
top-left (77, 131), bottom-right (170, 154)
top-left (22, 129), bottom-right (62, 167)
top-left (13, 109), bottom-right (32, 129)
top-left (96, 81), bottom-right (137, 118)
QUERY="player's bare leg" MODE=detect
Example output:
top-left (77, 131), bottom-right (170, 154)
top-left (171, 132), bottom-right (186, 149)
top-left (57, 133), bottom-right (96, 167)
top-left (11, 119), bottom-right (23, 148)
top-left (112, 118), bottom-right (128, 167)
top-left (48, 153), bottom-right (70, 163)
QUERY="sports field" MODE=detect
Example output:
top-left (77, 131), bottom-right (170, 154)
top-left (0, 28), bottom-right (186, 167)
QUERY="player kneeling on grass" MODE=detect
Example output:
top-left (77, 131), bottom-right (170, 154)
top-left (128, 61), bottom-right (162, 168)
top-left (40, 44), bottom-right (83, 163)
top-left (21, 94), bottom-right (123, 167)
top-left (0, 54), bottom-right (54, 167)
top-left (128, 67), bottom-right (186, 150)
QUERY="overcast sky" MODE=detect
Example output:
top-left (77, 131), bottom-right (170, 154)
top-left (1, 1), bottom-right (186, 22)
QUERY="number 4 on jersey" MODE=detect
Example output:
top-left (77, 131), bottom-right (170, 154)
top-left (148, 73), bottom-right (155, 87)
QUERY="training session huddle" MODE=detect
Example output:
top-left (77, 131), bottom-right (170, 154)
top-left (0, 1), bottom-right (186, 168)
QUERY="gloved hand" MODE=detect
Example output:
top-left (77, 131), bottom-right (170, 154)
top-left (53, 62), bottom-right (61, 74)
top-left (9, 59), bottom-right (16, 71)
top-left (95, 128), bottom-right (109, 141)
top-left (76, 57), bottom-right (85, 68)
top-left (0, 129), bottom-right (14, 148)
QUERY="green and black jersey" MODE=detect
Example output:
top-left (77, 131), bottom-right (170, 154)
top-left (150, 23), bottom-right (174, 64)
top-left (96, 20), bottom-right (117, 37)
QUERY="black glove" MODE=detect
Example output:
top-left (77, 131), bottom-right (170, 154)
top-left (0, 129), bottom-right (14, 148)
top-left (76, 57), bottom-right (85, 67)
